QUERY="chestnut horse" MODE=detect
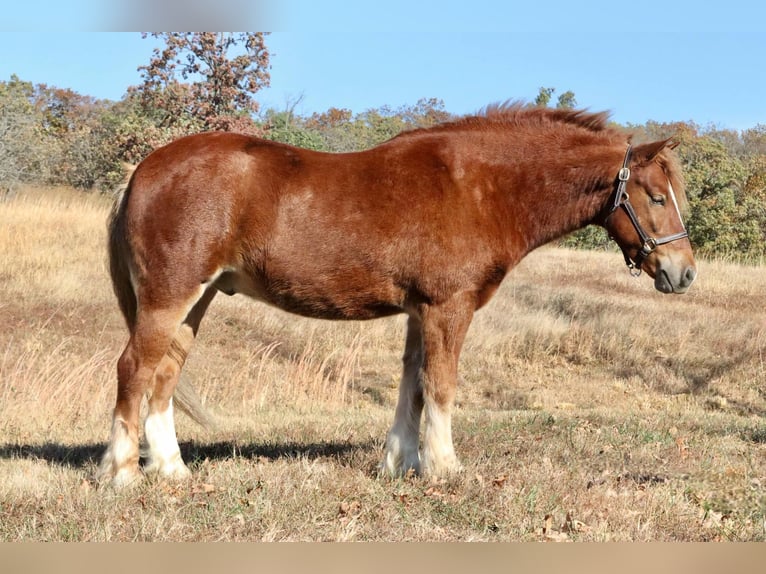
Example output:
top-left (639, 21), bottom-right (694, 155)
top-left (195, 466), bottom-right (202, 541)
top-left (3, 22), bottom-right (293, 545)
top-left (98, 104), bottom-right (696, 487)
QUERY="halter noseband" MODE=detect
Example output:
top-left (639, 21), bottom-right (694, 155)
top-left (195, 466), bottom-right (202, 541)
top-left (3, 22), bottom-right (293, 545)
top-left (605, 145), bottom-right (689, 276)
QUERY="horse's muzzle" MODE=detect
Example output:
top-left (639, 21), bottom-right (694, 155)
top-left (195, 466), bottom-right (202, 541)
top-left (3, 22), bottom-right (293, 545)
top-left (654, 265), bottom-right (697, 294)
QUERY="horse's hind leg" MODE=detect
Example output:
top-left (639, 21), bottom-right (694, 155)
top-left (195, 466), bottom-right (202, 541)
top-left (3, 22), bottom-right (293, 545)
top-left (98, 305), bottom-right (188, 488)
top-left (143, 287), bottom-right (216, 479)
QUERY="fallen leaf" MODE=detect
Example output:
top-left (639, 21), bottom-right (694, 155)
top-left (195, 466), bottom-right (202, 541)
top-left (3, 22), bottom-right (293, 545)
top-left (424, 486), bottom-right (445, 499)
top-left (543, 514), bottom-right (553, 534)
top-left (192, 483), bottom-right (216, 495)
top-left (563, 510), bottom-right (590, 534)
top-left (338, 500), bottom-right (361, 517)
top-left (392, 492), bottom-right (410, 505)
top-left (541, 514), bottom-right (571, 542)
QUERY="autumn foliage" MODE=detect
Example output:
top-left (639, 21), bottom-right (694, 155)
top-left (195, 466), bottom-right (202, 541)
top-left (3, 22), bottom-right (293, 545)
top-left (1, 34), bottom-right (765, 259)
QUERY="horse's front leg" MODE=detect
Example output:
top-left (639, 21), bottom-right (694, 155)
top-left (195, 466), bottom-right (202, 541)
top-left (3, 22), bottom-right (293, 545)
top-left (382, 315), bottom-right (424, 476)
top-left (418, 293), bottom-right (474, 476)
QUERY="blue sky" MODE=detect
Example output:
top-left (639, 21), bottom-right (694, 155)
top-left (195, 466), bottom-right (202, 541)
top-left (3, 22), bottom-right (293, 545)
top-left (1, 1), bottom-right (764, 131)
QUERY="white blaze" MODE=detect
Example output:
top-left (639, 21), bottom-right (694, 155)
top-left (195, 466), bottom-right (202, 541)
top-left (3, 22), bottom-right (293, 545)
top-left (668, 181), bottom-right (685, 230)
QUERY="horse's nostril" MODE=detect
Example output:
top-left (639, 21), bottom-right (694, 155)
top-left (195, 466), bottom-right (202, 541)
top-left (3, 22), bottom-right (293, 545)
top-left (684, 267), bottom-right (697, 285)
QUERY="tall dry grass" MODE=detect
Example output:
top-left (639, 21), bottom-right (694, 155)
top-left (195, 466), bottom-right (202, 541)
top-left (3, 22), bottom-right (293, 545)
top-left (0, 186), bottom-right (764, 541)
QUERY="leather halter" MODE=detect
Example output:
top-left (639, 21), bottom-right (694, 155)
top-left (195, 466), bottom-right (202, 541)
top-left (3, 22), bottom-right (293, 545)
top-left (605, 145), bottom-right (689, 276)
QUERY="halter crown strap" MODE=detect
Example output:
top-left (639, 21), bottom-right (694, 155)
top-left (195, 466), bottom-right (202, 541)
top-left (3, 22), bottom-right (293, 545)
top-left (612, 145), bottom-right (632, 212)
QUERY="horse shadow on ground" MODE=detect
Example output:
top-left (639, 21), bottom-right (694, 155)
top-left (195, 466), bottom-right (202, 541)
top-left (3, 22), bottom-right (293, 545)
top-left (0, 439), bottom-right (381, 472)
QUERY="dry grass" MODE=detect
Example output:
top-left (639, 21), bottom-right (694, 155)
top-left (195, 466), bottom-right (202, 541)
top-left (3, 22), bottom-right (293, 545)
top-left (0, 187), bottom-right (764, 541)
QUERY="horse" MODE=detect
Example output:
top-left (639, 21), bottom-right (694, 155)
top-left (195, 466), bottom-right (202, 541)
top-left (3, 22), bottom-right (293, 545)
top-left (98, 103), bottom-right (696, 487)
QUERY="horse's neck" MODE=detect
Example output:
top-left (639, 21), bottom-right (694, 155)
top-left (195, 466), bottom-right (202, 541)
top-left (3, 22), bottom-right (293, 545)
top-left (478, 135), bottom-right (620, 252)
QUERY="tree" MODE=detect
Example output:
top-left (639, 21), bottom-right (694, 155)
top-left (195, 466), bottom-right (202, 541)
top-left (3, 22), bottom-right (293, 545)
top-left (534, 87), bottom-right (555, 107)
top-left (534, 87), bottom-right (577, 109)
top-left (265, 100), bottom-right (451, 153)
top-left (0, 76), bottom-right (53, 194)
top-left (30, 84), bottom-right (120, 189)
top-left (742, 124), bottom-right (766, 157)
top-left (555, 90), bottom-right (577, 109)
top-left (132, 32), bottom-right (270, 133)
top-left (398, 97), bottom-right (452, 128)
top-left (306, 107), bottom-right (354, 130)
top-left (303, 107), bottom-right (357, 152)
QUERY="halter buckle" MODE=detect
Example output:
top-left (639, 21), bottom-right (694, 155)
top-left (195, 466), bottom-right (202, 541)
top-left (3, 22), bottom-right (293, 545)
top-left (641, 237), bottom-right (658, 255)
top-left (618, 167), bottom-right (631, 181)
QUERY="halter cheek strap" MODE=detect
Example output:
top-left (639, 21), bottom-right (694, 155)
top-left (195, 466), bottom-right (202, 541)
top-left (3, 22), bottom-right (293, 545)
top-left (606, 145), bottom-right (689, 276)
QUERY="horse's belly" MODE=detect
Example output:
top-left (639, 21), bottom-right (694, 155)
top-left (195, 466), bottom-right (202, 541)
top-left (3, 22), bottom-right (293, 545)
top-left (214, 268), bottom-right (403, 321)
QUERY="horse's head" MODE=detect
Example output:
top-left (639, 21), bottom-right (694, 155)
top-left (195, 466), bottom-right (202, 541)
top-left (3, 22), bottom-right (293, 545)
top-left (602, 139), bottom-right (697, 294)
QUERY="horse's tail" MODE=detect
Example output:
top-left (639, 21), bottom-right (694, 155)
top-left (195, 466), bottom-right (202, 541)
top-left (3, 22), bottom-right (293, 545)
top-left (107, 165), bottom-right (138, 332)
top-left (107, 164), bottom-right (216, 430)
top-left (173, 375), bottom-right (218, 430)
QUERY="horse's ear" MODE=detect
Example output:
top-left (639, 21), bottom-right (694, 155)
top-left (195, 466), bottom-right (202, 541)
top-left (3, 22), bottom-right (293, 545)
top-left (633, 138), bottom-right (675, 164)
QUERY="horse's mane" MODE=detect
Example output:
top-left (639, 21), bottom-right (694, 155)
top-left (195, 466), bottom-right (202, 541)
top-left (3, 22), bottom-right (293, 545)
top-left (393, 101), bottom-right (618, 140)
top-left (389, 101), bottom-right (688, 210)
top-left (472, 101), bottom-right (613, 132)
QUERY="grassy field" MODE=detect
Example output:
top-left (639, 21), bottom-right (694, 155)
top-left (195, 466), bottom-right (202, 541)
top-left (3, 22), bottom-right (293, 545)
top-left (0, 187), bottom-right (764, 541)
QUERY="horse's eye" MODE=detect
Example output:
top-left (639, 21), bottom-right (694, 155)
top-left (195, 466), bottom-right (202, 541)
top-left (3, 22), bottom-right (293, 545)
top-left (651, 195), bottom-right (666, 206)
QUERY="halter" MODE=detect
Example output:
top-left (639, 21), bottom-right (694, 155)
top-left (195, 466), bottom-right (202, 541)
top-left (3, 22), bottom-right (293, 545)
top-left (605, 145), bottom-right (689, 276)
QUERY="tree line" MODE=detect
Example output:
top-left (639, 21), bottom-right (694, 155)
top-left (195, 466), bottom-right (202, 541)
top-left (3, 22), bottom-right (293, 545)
top-left (1, 33), bottom-right (765, 260)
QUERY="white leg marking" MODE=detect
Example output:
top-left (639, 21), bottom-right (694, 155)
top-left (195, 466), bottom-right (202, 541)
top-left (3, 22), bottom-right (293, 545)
top-left (382, 365), bottom-right (422, 476)
top-left (421, 401), bottom-right (461, 476)
top-left (144, 399), bottom-right (190, 479)
top-left (383, 418), bottom-right (421, 476)
top-left (98, 416), bottom-right (142, 488)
